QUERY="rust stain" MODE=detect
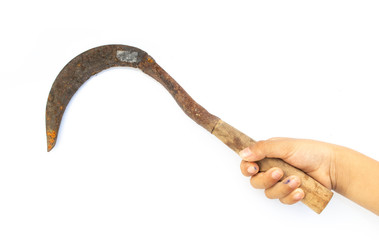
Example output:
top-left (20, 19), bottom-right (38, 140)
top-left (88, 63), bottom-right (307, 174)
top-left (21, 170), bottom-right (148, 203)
top-left (46, 129), bottom-right (57, 151)
top-left (47, 130), bottom-right (56, 140)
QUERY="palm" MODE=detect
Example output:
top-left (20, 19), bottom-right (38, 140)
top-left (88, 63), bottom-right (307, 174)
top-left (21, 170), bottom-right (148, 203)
top-left (281, 139), bottom-right (334, 189)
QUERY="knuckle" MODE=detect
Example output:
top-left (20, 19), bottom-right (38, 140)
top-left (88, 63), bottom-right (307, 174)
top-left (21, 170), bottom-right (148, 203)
top-left (279, 198), bottom-right (292, 205)
top-left (249, 177), bottom-right (256, 188)
top-left (254, 140), bottom-right (265, 150)
top-left (263, 181), bottom-right (272, 189)
top-left (264, 189), bottom-right (276, 199)
top-left (240, 161), bottom-right (246, 172)
top-left (249, 176), bottom-right (260, 189)
top-left (240, 160), bottom-right (247, 166)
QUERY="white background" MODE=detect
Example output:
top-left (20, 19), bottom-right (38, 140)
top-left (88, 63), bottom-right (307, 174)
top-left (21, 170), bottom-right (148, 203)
top-left (1, 0), bottom-right (379, 239)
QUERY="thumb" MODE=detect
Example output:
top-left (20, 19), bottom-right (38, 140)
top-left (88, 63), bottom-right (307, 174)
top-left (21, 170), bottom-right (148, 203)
top-left (239, 137), bottom-right (296, 162)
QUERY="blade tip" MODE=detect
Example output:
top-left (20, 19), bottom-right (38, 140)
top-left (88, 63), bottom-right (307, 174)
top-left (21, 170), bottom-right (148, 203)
top-left (47, 145), bottom-right (54, 152)
top-left (46, 129), bottom-right (57, 152)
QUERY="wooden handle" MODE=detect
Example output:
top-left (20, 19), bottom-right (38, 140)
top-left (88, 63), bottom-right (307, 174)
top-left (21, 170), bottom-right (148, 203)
top-left (212, 120), bottom-right (333, 214)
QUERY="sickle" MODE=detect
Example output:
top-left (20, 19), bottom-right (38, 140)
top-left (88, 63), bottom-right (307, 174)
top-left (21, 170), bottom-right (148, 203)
top-left (46, 44), bottom-right (333, 213)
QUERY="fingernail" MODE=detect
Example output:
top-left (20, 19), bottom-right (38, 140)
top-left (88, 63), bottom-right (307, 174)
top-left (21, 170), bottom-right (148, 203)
top-left (271, 170), bottom-right (282, 180)
top-left (283, 177), bottom-right (299, 188)
top-left (247, 166), bottom-right (257, 174)
top-left (288, 178), bottom-right (299, 188)
top-left (293, 189), bottom-right (304, 201)
top-left (239, 147), bottom-right (253, 160)
top-left (283, 179), bottom-right (291, 184)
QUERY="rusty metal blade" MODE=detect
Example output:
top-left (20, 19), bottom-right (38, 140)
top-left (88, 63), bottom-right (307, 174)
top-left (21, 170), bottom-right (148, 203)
top-left (46, 45), bottom-right (219, 151)
top-left (46, 45), bottom-right (148, 151)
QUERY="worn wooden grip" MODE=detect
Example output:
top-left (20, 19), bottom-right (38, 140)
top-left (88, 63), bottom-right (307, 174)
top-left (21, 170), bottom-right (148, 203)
top-left (211, 120), bottom-right (333, 214)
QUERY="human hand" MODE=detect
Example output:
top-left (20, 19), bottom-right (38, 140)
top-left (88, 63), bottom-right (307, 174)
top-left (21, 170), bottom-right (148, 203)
top-left (239, 138), bottom-right (336, 205)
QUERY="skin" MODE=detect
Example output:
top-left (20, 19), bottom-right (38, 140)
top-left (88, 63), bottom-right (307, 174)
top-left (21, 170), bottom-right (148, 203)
top-left (239, 138), bottom-right (379, 215)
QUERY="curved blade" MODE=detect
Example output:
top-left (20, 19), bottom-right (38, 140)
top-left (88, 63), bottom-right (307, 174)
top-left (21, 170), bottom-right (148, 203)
top-left (46, 45), bottom-right (147, 151)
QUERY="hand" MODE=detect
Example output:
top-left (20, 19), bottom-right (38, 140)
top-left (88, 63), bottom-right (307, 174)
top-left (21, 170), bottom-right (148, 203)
top-left (239, 138), bottom-right (336, 205)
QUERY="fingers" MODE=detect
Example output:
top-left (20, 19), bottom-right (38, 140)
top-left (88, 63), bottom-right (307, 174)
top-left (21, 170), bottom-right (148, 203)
top-left (250, 167), bottom-right (283, 189)
top-left (239, 138), bottom-right (305, 205)
top-left (253, 171), bottom-right (304, 204)
top-left (279, 188), bottom-right (305, 205)
top-left (264, 176), bottom-right (301, 199)
top-left (240, 162), bottom-right (304, 204)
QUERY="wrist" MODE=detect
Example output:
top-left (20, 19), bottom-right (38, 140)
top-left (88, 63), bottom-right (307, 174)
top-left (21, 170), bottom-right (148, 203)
top-left (329, 144), bottom-right (379, 214)
top-left (329, 144), bottom-right (352, 194)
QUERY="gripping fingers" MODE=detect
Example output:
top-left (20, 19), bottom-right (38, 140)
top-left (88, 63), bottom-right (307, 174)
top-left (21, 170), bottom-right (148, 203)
top-left (264, 176), bottom-right (301, 199)
top-left (241, 164), bottom-right (305, 205)
top-left (250, 167), bottom-right (283, 189)
top-left (279, 188), bottom-right (305, 205)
